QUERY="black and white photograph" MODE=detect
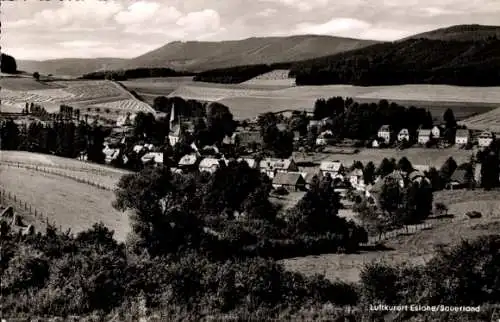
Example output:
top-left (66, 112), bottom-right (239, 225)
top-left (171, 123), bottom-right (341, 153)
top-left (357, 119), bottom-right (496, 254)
top-left (1, 0), bottom-right (500, 321)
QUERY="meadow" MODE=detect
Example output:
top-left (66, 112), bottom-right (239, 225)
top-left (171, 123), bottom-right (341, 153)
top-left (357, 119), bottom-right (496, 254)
top-left (293, 147), bottom-right (474, 169)
top-left (0, 165), bottom-right (130, 241)
top-left (281, 189), bottom-right (500, 282)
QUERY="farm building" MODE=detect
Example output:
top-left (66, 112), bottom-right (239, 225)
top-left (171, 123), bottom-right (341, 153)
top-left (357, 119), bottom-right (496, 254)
top-left (478, 130), bottom-right (495, 148)
top-left (417, 129), bottom-right (431, 144)
top-left (178, 153), bottom-right (199, 170)
top-left (455, 129), bottom-right (471, 146)
top-left (259, 158), bottom-right (299, 179)
top-left (348, 168), bottom-right (365, 190)
top-left (199, 158), bottom-right (225, 174)
top-left (272, 172), bottom-right (306, 191)
top-left (431, 125), bottom-right (443, 138)
top-left (377, 125), bottom-right (392, 144)
top-left (141, 152), bottom-right (163, 166)
top-left (232, 130), bottom-right (263, 149)
top-left (319, 161), bottom-right (344, 179)
top-left (397, 128), bottom-right (410, 142)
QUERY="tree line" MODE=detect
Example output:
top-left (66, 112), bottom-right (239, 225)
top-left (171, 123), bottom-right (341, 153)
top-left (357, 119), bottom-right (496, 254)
top-left (193, 63), bottom-right (292, 84)
top-left (290, 38), bottom-right (500, 86)
top-left (80, 67), bottom-right (194, 80)
top-left (1, 53), bottom-right (17, 74)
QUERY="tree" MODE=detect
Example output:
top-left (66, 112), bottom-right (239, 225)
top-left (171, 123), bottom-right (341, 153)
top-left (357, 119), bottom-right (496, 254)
top-left (206, 102), bottom-right (236, 144)
top-left (439, 157), bottom-right (457, 183)
top-left (397, 157), bottom-right (413, 173)
top-left (33, 72), bottom-right (40, 81)
top-left (443, 108), bottom-right (457, 129)
top-left (480, 151), bottom-right (500, 190)
top-left (363, 161), bottom-right (376, 185)
top-left (376, 158), bottom-right (395, 178)
top-left (0, 53), bottom-right (17, 73)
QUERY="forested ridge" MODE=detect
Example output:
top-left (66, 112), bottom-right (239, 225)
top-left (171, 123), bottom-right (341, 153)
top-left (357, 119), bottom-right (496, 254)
top-left (290, 38), bottom-right (500, 86)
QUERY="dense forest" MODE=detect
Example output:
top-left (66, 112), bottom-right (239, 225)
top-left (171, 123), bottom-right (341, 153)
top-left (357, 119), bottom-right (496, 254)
top-left (80, 67), bottom-right (194, 80)
top-left (290, 37), bottom-right (500, 86)
top-left (193, 63), bottom-right (292, 84)
top-left (1, 53), bottom-right (18, 74)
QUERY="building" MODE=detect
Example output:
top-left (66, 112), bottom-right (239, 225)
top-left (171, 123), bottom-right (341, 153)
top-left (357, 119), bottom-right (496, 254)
top-left (447, 168), bottom-right (472, 189)
top-left (259, 158), bottom-right (299, 179)
top-left (315, 130), bottom-right (333, 146)
top-left (397, 128), bottom-right (410, 142)
top-left (367, 171), bottom-right (406, 207)
top-left (319, 161), bottom-right (344, 179)
top-left (272, 172), bottom-right (306, 191)
top-left (455, 129), bottom-right (471, 146)
top-left (413, 164), bottom-right (430, 173)
top-left (431, 125), bottom-right (442, 138)
top-left (377, 125), bottom-right (392, 144)
top-left (178, 153), bottom-right (199, 170)
top-left (116, 113), bottom-right (136, 127)
top-left (199, 158), bottom-right (225, 174)
top-left (371, 139), bottom-right (380, 148)
top-left (103, 147), bottom-right (120, 164)
top-left (307, 120), bottom-right (320, 131)
top-left (478, 131), bottom-right (495, 148)
top-left (417, 129), bottom-right (432, 145)
top-left (232, 130), bottom-right (263, 150)
top-left (348, 168), bottom-right (365, 190)
top-left (141, 152), bottom-right (163, 166)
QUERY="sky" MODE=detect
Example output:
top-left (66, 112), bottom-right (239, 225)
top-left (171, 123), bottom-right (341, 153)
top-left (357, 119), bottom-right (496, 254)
top-left (2, 0), bottom-right (500, 60)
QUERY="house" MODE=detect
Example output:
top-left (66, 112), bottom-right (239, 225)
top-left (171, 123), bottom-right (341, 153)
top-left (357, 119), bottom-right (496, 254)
top-left (116, 113), bottom-right (136, 127)
top-left (178, 153), bottom-right (199, 170)
top-left (141, 152), bottom-right (163, 165)
top-left (232, 131), bottom-right (263, 148)
top-left (397, 128), bottom-right (410, 142)
top-left (200, 145), bottom-right (220, 156)
top-left (168, 125), bottom-right (181, 146)
top-left (319, 161), bottom-right (344, 179)
top-left (259, 158), bottom-right (299, 179)
top-left (272, 172), bottom-right (306, 191)
top-left (431, 125), bottom-right (442, 138)
top-left (455, 129), bottom-right (471, 146)
top-left (408, 170), bottom-right (429, 185)
top-left (316, 130), bottom-right (333, 146)
top-left (348, 168), bottom-right (365, 190)
top-left (133, 144), bottom-right (145, 154)
top-left (447, 168), bottom-right (472, 189)
top-left (199, 158), bottom-right (225, 174)
top-left (371, 139), bottom-right (380, 148)
top-left (478, 131), bottom-right (495, 148)
top-left (417, 129), bottom-right (432, 145)
top-left (377, 125), bottom-right (392, 144)
top-left (103, 147), bottom-right (120, 164)
top-left (301, 171), bottom-right (323, 189)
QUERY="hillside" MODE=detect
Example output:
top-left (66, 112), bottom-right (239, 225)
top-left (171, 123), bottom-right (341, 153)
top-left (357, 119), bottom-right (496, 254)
top-left (121, 35), bottom-right (379, 72)
top-left (290, 36), bottom-right (500, 86)
top-left (406, 24), bottom-right (500, 41)
top-left (16, 58), bottom-right (128, 77)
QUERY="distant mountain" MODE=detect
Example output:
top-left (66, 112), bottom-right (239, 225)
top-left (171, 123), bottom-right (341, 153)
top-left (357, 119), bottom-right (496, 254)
top-left (120, 35), bottom-right (380, 72)
top-left (16, 58), bottom-right (128, 77)
top-left (404, 24), bottom-right (500, 41)
top-left (290, 25), bottom-right (500, 87)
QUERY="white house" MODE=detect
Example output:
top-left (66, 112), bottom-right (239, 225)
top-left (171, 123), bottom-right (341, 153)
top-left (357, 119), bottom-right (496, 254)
top-left (431, 125), bottom-right (442, 138)
top-left (199, 158), bottom-right (224, 174)
top-left (319, 161), bottom-right (344, 179)
top-left (478, 131), bottom-right (495, 148)
top-left (141, 152), bottom-right (163, 165)
top-left (259, 158), bottom-right (299, 179)
top-left (315, 130), bottom-right (333, 146)
top-left (371, 139), bottom-right (380, 148)
top-left (238, 158), bottom-right (257, 169)
top-left (397, 128), bottom-right (410, 142)
top-left (348, 168), bottom-right (365, 190)
top-left (178, 153), bottom-right (198, 169)
top-left (377, 125), bottom-right (392, 144)
top-left (455, 129), bottom-right (471, 146)
top-left (417, 129), bottom-right (431, 145)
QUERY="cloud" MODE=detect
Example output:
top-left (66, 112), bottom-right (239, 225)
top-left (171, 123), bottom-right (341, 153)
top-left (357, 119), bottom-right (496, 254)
top-left (295, 18), bottom-right (371, 35)
top-left (114, 1), bottom-right (162, 24)
top-left (256, 8), bottom-right (278, 17)
top-left (258, 0), bottom-right (330, 12)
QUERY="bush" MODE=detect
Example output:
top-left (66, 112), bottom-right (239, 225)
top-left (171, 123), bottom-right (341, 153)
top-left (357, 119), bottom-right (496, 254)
top-left (274, 187), bottom-right (289, 195)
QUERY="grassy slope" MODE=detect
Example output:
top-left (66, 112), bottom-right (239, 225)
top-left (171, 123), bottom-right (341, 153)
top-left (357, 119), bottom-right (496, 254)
top-left (16, 58), bottom-right (128, 77)
top-left (282, 189), bottom-right (500, 283)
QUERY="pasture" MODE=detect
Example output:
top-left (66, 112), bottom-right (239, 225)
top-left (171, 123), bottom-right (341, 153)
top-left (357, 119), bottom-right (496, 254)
top-left (294, 147), bottom-right (474, 169)
top-left (281, 189), bottom-right (500, 282)
top-left (461, 107), bottom-right (500, 132)
top-left (0, 165), bottom-right (130, 241)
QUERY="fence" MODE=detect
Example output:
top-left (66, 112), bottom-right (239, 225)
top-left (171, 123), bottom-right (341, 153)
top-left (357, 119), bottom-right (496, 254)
top-left (0, 188), bottom-right (59, 230)
top-left (0, 162), bottom-right (114, 191)
top-left (361, 221), bottom-right (433, 246)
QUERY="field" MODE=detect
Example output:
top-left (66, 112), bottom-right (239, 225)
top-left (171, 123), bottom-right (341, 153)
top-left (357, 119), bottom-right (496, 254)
top-left (0, 78), bottom-right (154, 116)
top-left (281, 189), bottom-right (500, 282)
top-left (294, 147), bottom-right (474, 169)
top-left (0, 165), bottom-right (131, 241)
top-left (461, 107), bottom-right (500, 132)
